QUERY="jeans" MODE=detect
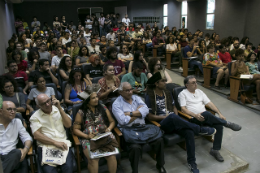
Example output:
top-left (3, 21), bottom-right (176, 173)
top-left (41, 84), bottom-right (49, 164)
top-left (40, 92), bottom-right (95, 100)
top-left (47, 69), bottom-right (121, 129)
top-left (160, 113), bottom-right (202, 164)
top-left (171, 51), bottom-right (182, 67)
top-left (127, 138), bottom-right (165, 173)
top-left (99, 26), bottom-right (104, 36)
top-left (189, 59), bottom-right (204, 74)
top-left (157, 46), bottom-right (166, 56)
top-left (146, 42), bottom-right (153, 50)
top-left (1, 149), bottom-right (28, 173)
top-left (38, 147), bottom-right (73, 173)
top-left (190, 111), bottom-right (227, 150)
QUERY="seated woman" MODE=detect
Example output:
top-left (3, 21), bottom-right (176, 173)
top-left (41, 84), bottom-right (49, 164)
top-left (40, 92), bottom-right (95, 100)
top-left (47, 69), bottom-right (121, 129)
top-left (166, 36), bottom-right (182, 71)
top-left (117, 44), bottom-right (133, 62)
top-left (128, 51), bottom-right (148, 73)
top-left (76, 46), bottom-right (90, 66)
top-left (98, 64), bottom-right (120, 104)
top-left (73, 84), bottom-right (117, 173)
top-left (59, 56), bottom-right (73, 81)
top-left (64, 68), bottom-right (92, 112)
top-left (203, 44), bottom-right (229, 89)
top-left (98, 35), bottom-right (108, 46)
top-left (12, 50), bottom-right (28, 72)
top-left (18, 33), bottom-right (30, 50)
top-left (68, 40), bottom-right (80, 60)
top-left (232, 49), bottom-right (260, 103)
top-left (28, 50), bottom-right (40, 72)
top-left (245, 52), bottom-right (260, 74)
top-left (85, 54), bottom-right (103, 81)
top-left (26, 74), bottom-right (56, 113)
top-left (197, 39), bottom-right (207, 61)
top-left (147, 57), bottom-right (172, 83)
top-left (143, 31), bottom-right (153, 50)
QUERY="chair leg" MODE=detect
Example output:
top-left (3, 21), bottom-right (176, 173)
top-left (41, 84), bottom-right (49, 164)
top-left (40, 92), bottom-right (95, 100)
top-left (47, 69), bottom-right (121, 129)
top-left (75, 145), bottom-right (81, 173)
top-left (204, 136), bottom-right (214, 142)
top-left (30, 155), bottom-right (34, 173)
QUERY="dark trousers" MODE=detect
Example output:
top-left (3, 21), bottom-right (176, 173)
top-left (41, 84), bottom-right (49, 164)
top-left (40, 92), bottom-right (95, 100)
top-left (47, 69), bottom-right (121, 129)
top-left (1, 149), bottom-right (28, 173)
top-left (160, 113), bottom-right (201, 164)
top-left (157, 46), bottom-right (166, 56)
top-left (171, 51), bottom-right (182, 67)
top-left (38, 147), bottom-right (73, 173)
top-left (189, 59), bottom-right (204, 74)
top-left (190, 111), bottom-right (227, 150)
top-left (128, 137), bottom-right (165, 173)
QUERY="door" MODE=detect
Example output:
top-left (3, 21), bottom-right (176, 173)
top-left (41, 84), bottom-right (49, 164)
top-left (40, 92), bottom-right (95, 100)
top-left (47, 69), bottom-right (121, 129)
top-left (115, 6), bottom-right (127, 22)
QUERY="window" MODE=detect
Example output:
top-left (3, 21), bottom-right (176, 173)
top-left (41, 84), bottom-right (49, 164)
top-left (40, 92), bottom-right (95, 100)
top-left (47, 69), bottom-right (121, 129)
top-left (181, 1), bottom-right (187, 28)
top-left (206, 0), bottom-right (215, 30)
top-left (163, 4), bottom-right (168, 27)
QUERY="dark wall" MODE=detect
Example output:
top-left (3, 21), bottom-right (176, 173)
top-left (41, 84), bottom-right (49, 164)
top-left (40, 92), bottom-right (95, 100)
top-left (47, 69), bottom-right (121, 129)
top-left (167, 0), bottom-right (182, 29)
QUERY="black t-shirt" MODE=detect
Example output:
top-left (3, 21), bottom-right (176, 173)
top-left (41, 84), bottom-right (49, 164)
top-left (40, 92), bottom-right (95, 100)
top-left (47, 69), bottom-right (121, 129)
top-left (99, 53), bottom-right (108, 62)
top-left (61, 21), bottom-right (67, 30)
top-left (29, 70), bottom-right (54, 84)
top-left (86, 65), bottom-right (103, 78)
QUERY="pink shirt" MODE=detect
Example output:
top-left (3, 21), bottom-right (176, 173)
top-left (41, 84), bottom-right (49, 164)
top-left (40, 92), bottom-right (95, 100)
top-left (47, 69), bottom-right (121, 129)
top-left (17, 60), bottom-right (28, 72)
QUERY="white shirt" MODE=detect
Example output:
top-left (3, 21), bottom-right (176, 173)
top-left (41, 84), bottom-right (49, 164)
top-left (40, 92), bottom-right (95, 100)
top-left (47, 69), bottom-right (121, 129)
top-left (205, 39), bottom-right (210, 46)
top-left (178, 89), bottom-right (210, 114)
top-left (62, 38), bottom-right (71, 45)
top-left (85, 19), bottom-right (92, 29)
top-left (51, 54), bottom-right (70, 67)
top-left (117, 53), bottom-right (133, 60)
top-left (0, 118), bottom-right (32, 155)
top-left (106, 33), bottom-right (116, 41)
top-left (122, 18), bottom-right (130, 26)
top-left (87, 45), bottom-right (100, 54)
top-left (98, 17), bottom-right (105, 26)
top-left (166, 43), bottom-right (178, 51)
top-left (30, 106), bottom-right (71, 147)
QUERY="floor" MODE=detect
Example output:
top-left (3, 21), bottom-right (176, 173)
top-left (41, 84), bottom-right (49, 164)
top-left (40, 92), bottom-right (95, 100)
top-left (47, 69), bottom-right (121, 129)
top-left (78, 70), bottom-right (260, 173)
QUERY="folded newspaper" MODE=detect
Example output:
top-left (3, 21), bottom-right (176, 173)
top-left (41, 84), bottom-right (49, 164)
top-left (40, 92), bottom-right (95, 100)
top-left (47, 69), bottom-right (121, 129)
top-left (240, 75), bottom-right (253, 79)
top-left (91, 132), bottom-right (112, 141)
top-left (87, 142), bottom-right (119, 159)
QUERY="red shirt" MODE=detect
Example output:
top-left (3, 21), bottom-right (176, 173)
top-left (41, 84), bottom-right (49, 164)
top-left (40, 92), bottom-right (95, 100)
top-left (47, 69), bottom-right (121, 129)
top-left (113, 28), bottom-right (119, 32)
top-left (5, 71), bottom-right (28, 82)
top-left (218, 52), bottom-right (232, 63)
top-left (105, 59), bottom-right (125, 76)
top-left (17, 60), bottom-right (28, 72)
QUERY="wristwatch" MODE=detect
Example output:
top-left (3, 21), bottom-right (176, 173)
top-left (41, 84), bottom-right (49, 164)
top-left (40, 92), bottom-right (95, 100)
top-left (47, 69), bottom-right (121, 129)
top-left (130, 112), bottom-right (133, 117)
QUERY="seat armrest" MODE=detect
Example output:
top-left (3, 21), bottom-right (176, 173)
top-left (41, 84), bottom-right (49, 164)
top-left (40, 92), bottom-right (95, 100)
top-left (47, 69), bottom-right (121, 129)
top-left (203, 65), bottom-right (213, 69)
top-left (147, 119), bottom-right (161, 127)
top-left (178, 110), bottom-right (193, 120)
top-left (28, 146), bottom-right (33, 155)
top-left (230, 76), bottom-right (240, 80)
top-left (57, 85), bottom-right (61, 89)
top-left (113, 127), bottom-right (122, 136)
top-left (26, 109), bottom-right (30, 116)
top-left (205, 105), bottom-right (217, 113)
top-left (72, 134), bottom-right (81, 145)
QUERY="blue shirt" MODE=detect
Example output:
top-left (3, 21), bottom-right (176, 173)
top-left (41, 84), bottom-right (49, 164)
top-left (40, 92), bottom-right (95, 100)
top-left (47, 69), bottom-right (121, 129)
top-left (184, 45), bottom-right (197, 58)
top-left (112, 95), bottom-right (149, 127)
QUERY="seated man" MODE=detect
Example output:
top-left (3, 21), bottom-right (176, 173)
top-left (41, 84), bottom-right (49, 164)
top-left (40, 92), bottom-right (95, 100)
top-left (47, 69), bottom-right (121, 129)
top-left (87, 38), bottom-right (101, 55)
top-left (0, 101), bottom-right (32, 173)
top-left (29, 94), bottom-right (73, 173)
top-left (5, 60), bottom-right (29, 94)
top-left (28, 59), bottom-right (59, 88)
top-left (112, 82), bottom-right (166, 173)
top-left (145, 72), bottom-right (217, 173)
top-left (152, 32), bottom-right (166, 56)
top-left (105, 47), bottom-right (126, 78)
top-left (184, 39), bottom-right (203, 74)
top-left (121, 61), bottom-right (147, 97)
top-left (178, 76), bottom-right (242, 162)
top-left (218, 45), bottom-right (232, 65)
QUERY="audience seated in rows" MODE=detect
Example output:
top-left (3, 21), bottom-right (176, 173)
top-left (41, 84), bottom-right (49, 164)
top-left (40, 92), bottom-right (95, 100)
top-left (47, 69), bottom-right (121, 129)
top-left (58, 55), bottom-right (73, 81)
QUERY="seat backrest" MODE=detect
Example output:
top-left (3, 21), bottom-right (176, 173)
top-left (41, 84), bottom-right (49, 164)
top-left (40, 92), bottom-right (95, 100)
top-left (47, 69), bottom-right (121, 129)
top-left (181, 47), bottom-right (186, 58)
top-left (72, 103), bottom-right (83, 122)
top-left (173, 86), bottom-right (186, 111)
top-left (228, 62), bottom-right (232, 76)
top-left (15, 78), bottom-right (26, 88)
top-left (82, 64), bottom-right (91, 74)
top-left (92, 76), bottom-right (103, 84)
top-left (30, 83), bottom-right (58, 98)
top-left (62, 81), bottom-right (68, 99)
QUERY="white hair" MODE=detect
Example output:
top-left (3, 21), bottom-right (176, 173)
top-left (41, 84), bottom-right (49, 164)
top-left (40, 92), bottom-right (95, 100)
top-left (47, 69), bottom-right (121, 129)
top-left (118, 82), bottom-right (130, 91)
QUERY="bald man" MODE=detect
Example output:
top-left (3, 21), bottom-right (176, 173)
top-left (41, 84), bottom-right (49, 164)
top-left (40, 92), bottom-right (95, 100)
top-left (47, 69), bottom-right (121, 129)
top-left (29, 94), bottom-right (73, 173)
top-left (0, 101), bottom-right (32, 173)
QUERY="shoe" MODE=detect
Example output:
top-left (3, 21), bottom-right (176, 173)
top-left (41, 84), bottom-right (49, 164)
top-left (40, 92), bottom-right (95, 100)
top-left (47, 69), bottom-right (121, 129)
top-left (225, 121), bottom-right (242, 131)
top-left (188, 163), bottom-right (199, 173)
top-left (199, 127), bottom-right (216, 136)
top-left (210, 148), bottom-right (224, 162)
top-left (179, 67), bottom-right (183, 72)
top-left (156, 164), bottom-right (167, 173)
top-left (214, 85), bottom-right (222, 90)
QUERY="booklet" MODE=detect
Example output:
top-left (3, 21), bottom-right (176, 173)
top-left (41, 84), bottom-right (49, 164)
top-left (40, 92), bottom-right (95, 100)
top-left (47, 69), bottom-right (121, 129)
top-left (240, 75), bottom-right (253, 79)
top-left (87, 142), bottom-right (119, 159)
top-left (91, 132), bottom-right (112, 141)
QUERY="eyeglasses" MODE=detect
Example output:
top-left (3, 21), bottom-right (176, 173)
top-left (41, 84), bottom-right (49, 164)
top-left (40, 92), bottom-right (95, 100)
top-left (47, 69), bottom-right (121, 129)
top-left (6, 108), bottom-right (17, 112)
top-left (5, 85), bottom-right (14, 89)
top-left (39, 98), bottom-right (52, 106)
top-left (123, 88), bottom-right (133, 93)
top-left (188, 81), bottom-right (197, 85)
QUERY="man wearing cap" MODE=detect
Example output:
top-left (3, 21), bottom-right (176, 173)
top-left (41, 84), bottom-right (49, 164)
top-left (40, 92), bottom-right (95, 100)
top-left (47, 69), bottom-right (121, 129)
top-left (145, 71), bottom-right (216, 173)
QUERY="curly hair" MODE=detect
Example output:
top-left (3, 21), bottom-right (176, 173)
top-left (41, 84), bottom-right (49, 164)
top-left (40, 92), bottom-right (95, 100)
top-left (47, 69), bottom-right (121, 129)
top-left (106, 47), bottom-right (118, 60)
top-left (0, 74), bottom-right (18, 94)
top-left (246, 52), bottom-right (257, 62)
top-left (235, 48), bottom-right (245, 57)
top-left (148, 57), bottom-right (161, 74)
top-left (67, 68), bottom-right (85, 85)
top-left (59, 56), bottom-right (73, 72)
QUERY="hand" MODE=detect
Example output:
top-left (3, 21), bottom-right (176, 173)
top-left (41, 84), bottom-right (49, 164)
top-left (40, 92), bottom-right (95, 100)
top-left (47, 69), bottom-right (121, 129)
top-left (111, 86), bottom-right (117, 91)
top-left (23, 89), bottom-right (27, 95)
top-left (133, 88), bottom-right (141, 94)
top-left (195, 114), bottom-right (205, 122)
top-left (105, 128), bottom-right (111, 132)
top-left (219, 114), bottom-right (226, 120)
top-left (29, 107), bottom-right (34, 113)
top-left (88, 133), bottom-right (96, 139)
top-left (19, 148), bottom-right (27, 162)
top-left (124, 112), bottom-right (130, 116)
top-left (52, 98), bottom-right (61, 108)
top-left (193, 46), bottom-right (197, 51)
top-left (54, 141), bottom-right (68, 151)
top-left (46, 68), bottom-right (51, 73)
top-left (71, 47), bottom-right (74, 50)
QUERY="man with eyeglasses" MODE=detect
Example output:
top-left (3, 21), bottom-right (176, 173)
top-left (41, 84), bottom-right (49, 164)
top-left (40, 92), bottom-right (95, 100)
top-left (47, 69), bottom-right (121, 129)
top-left (178, 75), bottom-right (241, 163)
top-left (30, 94), bottom-right (73, 173)
top-left (0, 101), bottom-right (32, 173)
top-left (112, 82), bottom-right (167, 173)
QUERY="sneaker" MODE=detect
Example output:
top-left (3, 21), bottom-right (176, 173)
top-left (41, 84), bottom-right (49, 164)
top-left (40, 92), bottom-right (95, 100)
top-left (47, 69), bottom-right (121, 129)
top-left (225, 121), bottom-right (242, 131)
top-left (179, 67), bottom-right (183, 72)
top-left (188, 163), bottom-right (199, 173)
top-left (210, 148), bottom-right (224, 162)
top-left (199, 127), bottom-right (216, 136)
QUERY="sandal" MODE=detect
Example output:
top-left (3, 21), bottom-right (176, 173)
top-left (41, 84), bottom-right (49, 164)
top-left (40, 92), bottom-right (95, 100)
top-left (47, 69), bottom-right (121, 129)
top-left (214, 85), bottom-right (222, 90)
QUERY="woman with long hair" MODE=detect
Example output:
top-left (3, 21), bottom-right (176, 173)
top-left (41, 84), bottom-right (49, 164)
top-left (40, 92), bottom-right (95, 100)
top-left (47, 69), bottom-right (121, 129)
top-left (59, 56), bottom-right (73, 81)
top-left (53, 16), bottom-right (61, 27)
top-left (68, 40), bottom-right (80, 60)
top-left (60, 15), bottom-right (67, 30)
top-left (128, 51), bottom-right (148, 73)
top-left (239, 37), bottom-right (249, 50)
top-left (28, 50), bottom-right (40, 72)
top-left (117, 44), bottom-right (133, 62)
top-left (143, 31), bottom-right (153, 50)
top-left (245, 52), bottom-right (260, 74)
top-left (147, 57), bottom-right (172, 83)
top-left (18, 33), bottom-right (30, 49)
top-left (73, 84), bottom-right (117, 173)
top-left (12, 50), bottom-right (27, 72)
top-left (76, 46), bottom-right (90, 66)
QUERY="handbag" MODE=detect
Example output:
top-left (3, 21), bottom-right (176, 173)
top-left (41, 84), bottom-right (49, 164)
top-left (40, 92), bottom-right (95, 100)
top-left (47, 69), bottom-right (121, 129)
top-left (121, 124), bottom-right (163, 144)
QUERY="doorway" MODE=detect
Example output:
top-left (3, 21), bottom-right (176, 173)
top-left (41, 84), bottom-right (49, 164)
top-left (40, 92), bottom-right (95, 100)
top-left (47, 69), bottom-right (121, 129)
top-left (77, 7), bottom-right (103, 26)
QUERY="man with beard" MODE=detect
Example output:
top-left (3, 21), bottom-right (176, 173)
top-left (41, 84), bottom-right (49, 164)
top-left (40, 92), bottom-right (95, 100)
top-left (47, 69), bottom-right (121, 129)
top-left (229, 38), bottom-right (240, 59)
top-left (121, 61), bottom-right (148, 97)
top-left (105, 47), bottom-right (126, 78)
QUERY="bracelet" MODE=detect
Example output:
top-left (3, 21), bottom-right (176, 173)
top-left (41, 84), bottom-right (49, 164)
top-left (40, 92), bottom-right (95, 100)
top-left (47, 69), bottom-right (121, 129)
top-left (24, 146), bottom-right (30, 150)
